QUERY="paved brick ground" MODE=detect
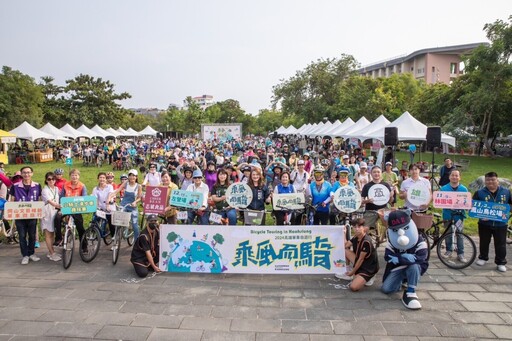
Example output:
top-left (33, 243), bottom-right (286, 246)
top-left (0, 239), bottom-right (510, 340)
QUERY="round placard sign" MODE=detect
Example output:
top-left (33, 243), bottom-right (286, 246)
top-left (367, 184), bottom-right (390, 206)
top-left (406, 183), bottom-right (431, 207)
top-left (333, 186), bottom-right (362, 213)
top-left (225, 183), bottom-right (253, 209)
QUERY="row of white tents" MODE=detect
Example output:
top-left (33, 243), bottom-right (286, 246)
top-left (8, 122), bottom-right (159, 142)
top-left (273, 111), bottom-right (456, 146)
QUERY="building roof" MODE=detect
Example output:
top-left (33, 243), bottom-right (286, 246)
top-left (359, 42), bottom-right (489, 73)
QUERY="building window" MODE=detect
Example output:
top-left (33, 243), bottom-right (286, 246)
top-left (450, 63), bottom-right (457, 74)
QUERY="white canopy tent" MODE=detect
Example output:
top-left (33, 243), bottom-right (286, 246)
top-left (105, 127), bottom-right (120, 137)
top-left (138, 125), bottom-right (158, 136)
top-left (91, 125), bottom-right (115, 139)
top-left (77, 125), bottom-right (99, 139)
top-left (125, 128), bottom-right (141, 136)
top-left (326, 118), bottom-right (355, 137)
top-left (273, 126), bottom-right (287, 134)
top-left (305, 122), bottom-right (324, 136)
top-left (339, 117), bottom-right (371, 137)
top-left (300, 123), bottom-right (318, 135)
top-left (116, 127), bottom-right (129, 136)
top-left (9, 121), bottom-right (54, 142)
top-left (360, 111), bottom-right (456, 146)
top-left (282, 125), bottom-right (298, 135)
top-left (295, 123), bottom-right (311, 135)
top-left (60, 124), bottom-right (86, 139)
top-left (348, 115), bottom-right (391, 140)
top-left (39, 123), bottom-right (71, 141)
top-left (309, 121), bottom-right (334, 137)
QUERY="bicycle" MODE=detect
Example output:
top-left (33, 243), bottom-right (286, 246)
top-left (414, 210), bottom-right (477, 269)
top-left (79, 209), bottom-right (114, 263)
top-left (115, 204), bottom-right (135, 246)
top-left (362, 209), bottom-right (387, 248)
top-left (274, 205), bottom-right (304, 225)
top-left (111, 206), bottom-right (133, 265)
top-left (62, 215), bottom-right (76, 269)
top-left (238, 209), bottom-right (272, 226)
top-left (0, 211), bottom-right (18, 244)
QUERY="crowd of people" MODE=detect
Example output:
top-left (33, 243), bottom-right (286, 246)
top-left (0, 134), bottom-right (510, 310)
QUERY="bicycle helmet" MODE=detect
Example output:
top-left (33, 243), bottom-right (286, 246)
top-left (120, 173), bottom-right (128, 180)
top-left (338, 167), bottom-right (350, 174)
top-left (54, 168), bottom-right (64, 175)
top-left (313, 165), bottom-right (324, 173)
top-left (106, 172), bottom-right (114, 178)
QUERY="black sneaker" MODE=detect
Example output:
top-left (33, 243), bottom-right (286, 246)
top-left (401, 290), bottom-right (422, 310)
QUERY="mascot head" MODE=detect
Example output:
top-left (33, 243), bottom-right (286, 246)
top-left (387, 209), bottom-right (418, 251)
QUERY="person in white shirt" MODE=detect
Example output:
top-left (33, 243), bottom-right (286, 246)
top-left (186, 169), bottom-right (210, 225)
top-left (290, 160), bottom-right (311, 197)
top-left (399, 164), bottom-right (432, 211)
top-left (143, 163), bottom-right (162, 187)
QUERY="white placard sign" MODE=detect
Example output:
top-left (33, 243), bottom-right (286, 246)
top-left (407, 183), bottom-right (432, 207)
top-left (273, 193), bottom-right (305, 211)
top-left (333, 187), bottom-right (362, 213)
top-left (225, 183), bottom-right (253, 209)
top-left (367, 184), bottom-right (390, 206)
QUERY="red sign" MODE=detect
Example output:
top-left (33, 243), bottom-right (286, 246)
top-left (143, 186), bottom-right (169, 214)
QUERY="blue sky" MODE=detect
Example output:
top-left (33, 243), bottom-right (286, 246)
top-left (1, 0), bottom-right (510, 115)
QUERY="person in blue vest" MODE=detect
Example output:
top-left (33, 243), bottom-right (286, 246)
top-left (310, 165), bottom-right (332, 225)
top-left (408, 144), bottom-right (417, 165)
top-left (272, 171), bottom-right (295, 225)
top-left (440, 169), bottom-right (469, 263)
top-left (473, 171), bottom-right (512, 272)
top-left (9, 166), bottom-right (42, 265)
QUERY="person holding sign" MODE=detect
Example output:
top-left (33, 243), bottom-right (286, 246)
top-left (91, 172), bottom-right (116, 238)
top-left (338, 218), bottom-right (379, 290)
top-left (440, 170), bottom-right (469, 262)
top-left (361, 166), bottom-right (392, 229)
top-left (310, 165), bottom-right (332, 225)
top-left (211, 168), bottom-right (237, 225)
top-left (472, 172), bottom-right (511, 272)
top-left (130, 214), bottom-right (161, 278)
top-left (186, 169), bottom-right (210, 225)
top-left (399, 164), bottom-right (431, 211)
top-left (290, 160), bottom-right (310, 195)
top-left (272, 171), bottom-right (295, 225)
top-left (9, 166), bottom-right (42, 265)
top-left (247, 167), bottom-right (271, 225)
top-left (108, 169), bottom-right (142, 240)
top-left (60, 169), bottom-right (88, 253)
top-left (160, 172), bottom-right (179, 224)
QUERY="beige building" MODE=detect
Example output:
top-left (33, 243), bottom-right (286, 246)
top-left (359, 43), bottom-right (488, 84)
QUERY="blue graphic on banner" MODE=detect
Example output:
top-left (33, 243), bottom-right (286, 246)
top-left (60, 195), bottom-right (97, 215)
top-left (169, 190), bottom-right (204, 209)
top-left (468, 200), bottom-right (510, 223)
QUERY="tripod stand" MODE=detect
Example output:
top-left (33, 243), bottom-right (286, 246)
top-left (429, 147), bottom-right (440, 192)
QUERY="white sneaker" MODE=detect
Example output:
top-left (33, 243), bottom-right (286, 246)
top-left (335, 272), bottom-right (353, 281)
top-left (365, 277), bottom-right (375, 287)
top-left (29, 255), bottom-right (40, 262)
top-left (475, 259), bottom-right (487, 266)
top-left (443, 251), bottom-right (452, 258)
top-left (497, 265), bottom-right (507, 272)
top-left (21, 256), bottom-right (29, 265)
top-left (457, 254), bottom-right (467, 263)
top-left (50, 253), bottom-right (62, 262)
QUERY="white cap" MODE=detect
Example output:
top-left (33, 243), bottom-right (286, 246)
top-left (128, 169), bottom-right (138, 176)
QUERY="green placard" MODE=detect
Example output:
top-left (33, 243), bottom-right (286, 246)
top-left (60, 195), bottom-right (97, 215)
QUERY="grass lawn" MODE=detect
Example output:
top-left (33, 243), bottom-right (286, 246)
top-left (3, 151), bottom-right (512, 236)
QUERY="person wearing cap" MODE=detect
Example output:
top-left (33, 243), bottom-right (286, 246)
top-left (53, 168), bottom-right (66, 191)
top-left (310, 165), bottom-right (332, 225)
top-left (166, 154), bottom-right (180, 184)
top-left (399, 164), bottom-right (432, 211)
top-left (60, 169), bottom-right (88, 253)
top-left (186, 169), bottom-right (210, 225)
top-left (237, 163), bottom-right (252, 183)
top-left (176, 164), bottom-right (194, 190)
top-left (382, 162), bottom-right (399, 208)
top-left (355, 162), bottom-right (372, 192)
top-left (109, 169), bottom-right (142, 240)
top-left (265, 161), bottom-right (290, 189)
top-left (329, 167), bottom-right (355, 226)
top-left (290, 159), bottom-right (310, 195)
top-left (381, 210), bottom-right (429, 310)
top-left (130, 214), bottom-right (161, 278)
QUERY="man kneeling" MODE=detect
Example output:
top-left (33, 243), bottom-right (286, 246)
top-left (131, 214), bottom-right (161, 277)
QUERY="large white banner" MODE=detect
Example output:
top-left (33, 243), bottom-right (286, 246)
top-left (159, 225), bottom-right (346, 274)
top-left (201, 124), bottom-right (242, 142)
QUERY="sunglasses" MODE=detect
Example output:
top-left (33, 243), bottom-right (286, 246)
top-left (150, 166), bottom-right (156, 168)
top-left (193, 177), bottom-right (202, 179)
top-left (46, 178), bottom-right (55, 181)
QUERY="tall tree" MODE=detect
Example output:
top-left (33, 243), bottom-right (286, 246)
top-left (40, 76), bottom-right (67, 125)
top-left (63, 74), bottom-right (131, 127)
top-left (272, 54), bottom-right (359, 123)
top-left (454, 16), bottom-right (512, 156)
top-left (0, 66), bottom-right (44, 130)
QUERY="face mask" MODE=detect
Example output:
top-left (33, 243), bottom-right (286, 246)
top-left (148, 222), bottom-right (158, 230)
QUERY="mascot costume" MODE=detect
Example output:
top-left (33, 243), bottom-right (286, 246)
top-left (381, 210), bottom-right (429, 310)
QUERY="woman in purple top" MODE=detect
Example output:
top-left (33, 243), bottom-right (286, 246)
top-left (204, 161), bottom-right (217, 192)
top-left (9, 166), bottom-right (42, 265)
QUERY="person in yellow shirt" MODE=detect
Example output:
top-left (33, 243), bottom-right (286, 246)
top-left (160, 171), bottom-right (179, 224)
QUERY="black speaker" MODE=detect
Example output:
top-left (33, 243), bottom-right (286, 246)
top-left (426, 126), bottom-right (441, 149)
top-left (384, 127), bottom-right (398, 146)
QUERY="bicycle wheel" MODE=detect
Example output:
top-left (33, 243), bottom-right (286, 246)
top-left (11, 224), bottom-right (19, 244)
top-left (419, 230), bottom-right (431, 261)
top-left (436, 232), bottom-right (476, 269)
top-left (62, 228), bottom-right (74, 269)
top-left (79, 225), bottom-right (101, 263)
top-left (112, 226), bottom-right (122, 265)
top-left (124, 226), bottom-right (134, 246)
top-left (103, 222), bottom-right (113, 245)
